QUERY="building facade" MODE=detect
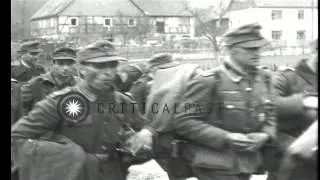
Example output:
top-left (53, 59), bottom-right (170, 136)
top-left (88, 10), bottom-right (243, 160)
top-left (30, 0), bottom-right (195, 45)
top-left (227, 0), bottom-right (318, 46)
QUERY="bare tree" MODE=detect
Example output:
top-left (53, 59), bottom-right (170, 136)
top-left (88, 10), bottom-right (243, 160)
top-left (184, 0), bottom-right (234, 60)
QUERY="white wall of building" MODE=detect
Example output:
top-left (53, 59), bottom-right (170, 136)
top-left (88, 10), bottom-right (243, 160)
top-left (227, 7), bottom-right (318, 46)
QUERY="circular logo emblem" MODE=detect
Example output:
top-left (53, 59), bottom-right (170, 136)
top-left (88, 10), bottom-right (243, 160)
top-left (57, 92), bottom-right (90, 125)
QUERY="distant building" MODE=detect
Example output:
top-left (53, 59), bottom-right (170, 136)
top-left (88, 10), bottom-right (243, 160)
top-left (226, 0), bottom-right (318, 46)
top-left (30, 0), bottom-right (195, 45)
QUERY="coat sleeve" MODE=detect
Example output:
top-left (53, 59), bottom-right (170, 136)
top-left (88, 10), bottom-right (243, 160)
top-left (129, 80), bottom-right (148, 114)
top-left (11, 96), bottom-right (61, 140)
top-left (172, 73), bottom-right (230, 150)
top-left (20, 78), bottom-right (37, 115)
top-left (272, 71), bottom-right (305, 119)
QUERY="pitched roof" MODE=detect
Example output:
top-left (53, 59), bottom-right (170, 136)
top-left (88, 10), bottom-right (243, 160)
top-left (31, 0), bottom-right (74, 20)
top-left (60, 0), bottom-right (143, 16)
top-left (229, 0), bottom-right (318, 11)
top-left (130, 0), bottom-right (192, 16)
top-left (31, 0), bottom-right (144, 20)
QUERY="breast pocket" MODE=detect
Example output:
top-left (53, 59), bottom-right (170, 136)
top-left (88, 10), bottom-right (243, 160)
top-left (220, 93), bottom-right (247, 132)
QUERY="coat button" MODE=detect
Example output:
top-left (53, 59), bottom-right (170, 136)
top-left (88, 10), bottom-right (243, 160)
top-left (104, 121), bottom-right (108, 125)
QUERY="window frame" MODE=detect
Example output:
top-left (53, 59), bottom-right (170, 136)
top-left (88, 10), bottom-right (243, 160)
top-left (128, 18), bottom-right (136, 27)
top-left (271, 30), bottom-right (282, 40)
top-left (103, 18), bottom-right (113, 27)
top-left (271, 10), bottom-right (282, 20)
top-left (296, 30), bottom-right (306, 40)
top-left (298, 10), bottom-right (304, 20)
top-left (70, 17), bottom-right (79, 26)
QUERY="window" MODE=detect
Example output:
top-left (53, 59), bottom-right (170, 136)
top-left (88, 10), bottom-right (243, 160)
top-left (103, 18), bottom-right (112, 27)
top-left (297, 30), bottom-right (306, 40)
top-left (70, 17), bottom-right (78, 26)
top-left (272, 31), bottom-right (282, 40)
top-left (156, 21), bottom-right (165, 33)
top-left (128, 18), bottom-right (136, 27)
top-left (271, 10), bottom-right (282, 20)
top-left (298, 10), bottom-right (304, 20)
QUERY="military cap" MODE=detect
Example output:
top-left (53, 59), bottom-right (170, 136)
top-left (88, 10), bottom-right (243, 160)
top-left (223, 23), bottom-right (269, 48)
top-left (52, 47), bottom-right (77, 62)
top-left (18, 40), bottom-right (43, 55)
top-left (77, 40), bottom-right (127, 64)
top-left (148, 53), bottom-right (173, 67)
top-left (118, 64), bottom-right (143, 74)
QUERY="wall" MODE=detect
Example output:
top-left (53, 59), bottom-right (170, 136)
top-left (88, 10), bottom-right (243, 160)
top-left (227, 7), bottom-right (318, 46)
top-left (31, 15), bottom-right (195, 44)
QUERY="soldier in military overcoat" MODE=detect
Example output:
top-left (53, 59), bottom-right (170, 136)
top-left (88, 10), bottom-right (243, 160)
top-left (264, 39), bottom-right (318, 180)
top-left (11, 41), bottom-right (45, 82)
top-left (129, 23), bottom-right (277, 180)
top-left (20, 47), bottom-right (79, 114)
top-left (11, 40), bottom-right (148, 180)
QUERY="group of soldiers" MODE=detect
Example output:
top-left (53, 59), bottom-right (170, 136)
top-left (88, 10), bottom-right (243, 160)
top-left (11, 23), bottom-right (317, 180)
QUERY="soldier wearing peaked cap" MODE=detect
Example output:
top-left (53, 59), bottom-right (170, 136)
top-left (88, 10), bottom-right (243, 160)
top-left (11, 41), bottom-right (45, 82)
top-left (11, 40), bottom-right (148, 180)
top-left (131, 23), bottom-right (276, 180)
top-left (20, 47), bottom-right (80, 115)
top-left (264, 39), bottom-right (318, 180)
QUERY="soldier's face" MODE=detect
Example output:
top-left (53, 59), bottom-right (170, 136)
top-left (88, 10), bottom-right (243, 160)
top-left (230, 46), bottom-right (261, 68)
top-left (21, 51), bottom-right (41, 64)
top-left (83, 61), bottom-right (118, 92)
top-left (52, 59), bottom-right (77, 78)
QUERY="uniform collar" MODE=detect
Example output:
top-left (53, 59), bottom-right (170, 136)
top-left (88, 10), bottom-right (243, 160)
top-left (20, 59), bottom-right (31, 68)
top-left (41, 72), bottom-right (55, 84)
top-left (222, 59), bottom-right (245, 82)
top-left (76, 82), bottom-right (97, 102)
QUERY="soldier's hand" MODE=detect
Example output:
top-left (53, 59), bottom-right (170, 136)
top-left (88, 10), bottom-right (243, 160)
top-left (245, 132), bottom-right (270, 151)
top-left (127, 129), bottom-right (153, 156)
top-left (303, 96), bottom-right (318, 120)
top-left (226, 133), bottom-right (255, 151)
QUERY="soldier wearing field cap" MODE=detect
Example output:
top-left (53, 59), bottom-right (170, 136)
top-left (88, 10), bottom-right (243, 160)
top-left (11, 41), bottom-right (45, 82)
top-left (19, 47), bottom-right (79, 115)
top-left (264, 39), bottom-right (318, 180)
top-left (11, 40), bottom-right (148, 180)
top-left (116, 63), bottom-right (143, 93)
top-left (131, 23), bottom-right (276, 180)
top-left (129, 53), bottom-right (174, 114)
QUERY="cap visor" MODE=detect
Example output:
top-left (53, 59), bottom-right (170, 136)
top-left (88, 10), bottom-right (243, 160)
top-left (53, 57), bottom-right (77, 62)
top-left (236, 39), bottom-right (269, 48)
top-left (84, 56), bottom-right (127, 63)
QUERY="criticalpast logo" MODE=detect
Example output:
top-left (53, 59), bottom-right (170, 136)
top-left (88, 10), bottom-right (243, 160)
top-left (57, 92), bottom-right (90, 125)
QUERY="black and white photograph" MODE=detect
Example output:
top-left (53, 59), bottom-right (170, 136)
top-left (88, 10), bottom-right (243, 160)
top-left (11, 0), bottom-right (318, 180)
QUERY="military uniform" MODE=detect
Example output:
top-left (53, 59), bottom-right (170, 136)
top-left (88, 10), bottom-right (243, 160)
top-left (11, 64), bottom-right (45, 82)
top-left (11, 79), bottom-right (22, 125)
top-left (11, 41), bottom-right (147, 180)
top-left (20, 47), bottom-right (79, 114)
top-left (171, 24), bottom-right (276, 180)
top-left (21, 72), bottom-right (79, 114)
top-left (129, 53), bottom-right (175, 114)
top-left (264, 57), bottom-right (318, 179)
top-left (129, 74), bottom-right (153, 114)
top-left (11, 41), bottom-right (45, 82)
top-left (117, 64), bottom-right (143, 93)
